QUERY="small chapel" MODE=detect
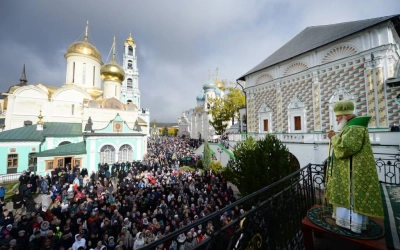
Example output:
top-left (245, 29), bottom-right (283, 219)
top-left (0, 23), bottom-right (150, 175)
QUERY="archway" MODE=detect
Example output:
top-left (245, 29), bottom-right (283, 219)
top-left (289, 152), bottom-right (301, 170)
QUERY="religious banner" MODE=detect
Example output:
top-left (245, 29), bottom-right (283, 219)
top-left (366, 69), bottom-right (376, 127)
top-left (376, 67), bottom-right (387, 127)
top-left (277, 92), bottom-right (282, 131)
top-left (313, 83), bottom-right (321, 131)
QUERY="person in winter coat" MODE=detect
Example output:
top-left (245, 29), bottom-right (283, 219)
top-left (0, 182), bottom-right (6, 202)
top-left (12, 190), bottom-right (24, 217)
top-left (133, 232), bottom-right (145, 250)
top-left (0, 209), bottom-right (14, 227)
top-left (183, 232), bottom-right (197, 250)
top-left (40, 177), bottom-right (49, 194)
top-left (72, 234), bottom-right (86, 250)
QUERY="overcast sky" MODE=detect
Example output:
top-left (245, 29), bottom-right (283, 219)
top-left (0, 1), bottom-right (399, 123)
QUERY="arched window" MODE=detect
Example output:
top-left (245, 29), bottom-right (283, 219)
top-left (127, 78), bottom-right (133, 90)
top-left (119, 144), bottom-right (133, 162)
top-left (128, 60), bottom-right (133, 69)
top-left (58, 141), bottom-right (71, 146)
top-left (100, 145), bottom-right (115, 164)
top-left (128, 46), bottom-right (133, 56)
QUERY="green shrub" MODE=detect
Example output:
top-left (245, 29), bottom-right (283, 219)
top-left (196, 159), bottom-right (203, 169)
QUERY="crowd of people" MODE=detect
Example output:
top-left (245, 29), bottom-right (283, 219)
top-left (0, 137), bottom-right (241, 250)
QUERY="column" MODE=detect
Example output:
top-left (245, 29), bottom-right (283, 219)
top-left (312, 75), bottom-right (322, 132)
top-left (365, 54), bottom-right (387, 128)
top-left (376, 67), bottom-right (387, 127)
top-left (365, 57), bottom-right (377, 127)
top-left (276, 83), bottom-right (283, 132)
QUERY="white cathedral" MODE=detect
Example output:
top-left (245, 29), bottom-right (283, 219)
top-left (177, 73), bottom-right (228, 140)
top-left (0, 23), bottom-right (150, 135)
top-left (0, 23), bottom-right (150, 174)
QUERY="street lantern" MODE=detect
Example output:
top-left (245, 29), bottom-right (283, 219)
top-left (217, 148), bottom-right (223, 163)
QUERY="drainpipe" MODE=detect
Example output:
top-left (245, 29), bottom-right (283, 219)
top-left (236, 79), bottom-right (246, 134)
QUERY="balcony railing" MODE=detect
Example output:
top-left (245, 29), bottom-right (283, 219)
top-left (228, 131), bottom-right (400, 147)
top-left (139, 151), bottom-right (400, 250)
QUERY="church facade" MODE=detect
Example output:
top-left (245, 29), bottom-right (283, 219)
top-left (238, 15), bottom-right (400, 134)
top-left (177, 74), bottom-right (227, 139)
top-left (0, 23), bottom-right (150, 175)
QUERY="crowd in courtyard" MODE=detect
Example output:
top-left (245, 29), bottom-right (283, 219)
top-left (0, 137), bottom-right (241, 250)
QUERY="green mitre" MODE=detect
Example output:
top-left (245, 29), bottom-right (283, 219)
top-left (333, 100), bottom-right (354, 115)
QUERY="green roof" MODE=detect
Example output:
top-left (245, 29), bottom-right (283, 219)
top-left (0, 122), bottom-right (82, 142)
top-left (34, 141), bottom-right (86, 157)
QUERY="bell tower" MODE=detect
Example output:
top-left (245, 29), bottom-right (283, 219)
top-left (121, 32), bottom-right (140, 109)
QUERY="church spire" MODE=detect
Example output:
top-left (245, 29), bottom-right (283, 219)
top-left (84, 21), bottom-right (89, 42)
top-left (19, 63), bottom-right (27, 86)
top-left (112, 35), bottom-right (116, 61)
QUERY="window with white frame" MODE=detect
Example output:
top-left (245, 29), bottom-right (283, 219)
top-left (258, 102), bottom-right (272, 133)
top-left (263, 119), bottom-right (269, 131)
top-left (100, 145), bottom-right (115, 164)
top-left (118, 144), bottom-right (133, 162)
top-left (287, 96), bottom-right (307, 133)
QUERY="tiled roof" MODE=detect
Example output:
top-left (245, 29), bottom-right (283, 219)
top-left (34, 141), bottom-right (86, 157)
top-left (0, 122), bottom-right (82, 142)
top-left (238, 15), bottom-right (399, 80)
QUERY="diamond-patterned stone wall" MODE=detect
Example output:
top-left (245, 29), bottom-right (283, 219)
top-left (248, 59), bottom-right (400, 133)
top-left (387, 85), bottom-right (400, 124)
top-left (281, 78), bottom-right (314, 132)
top-left (319, 62), bottom-right (367, 132)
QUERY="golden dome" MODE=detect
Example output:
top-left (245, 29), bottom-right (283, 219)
top-left (125, 32), bottom-right (136, 47)
top-left (66, 41), bottom-right (102, 63)
top-left (100, 59), bottom-right (125, 83)
top-left (65, 22), bottom-right (102, 63)
top-left (215, 77), bottom-right (225, 91)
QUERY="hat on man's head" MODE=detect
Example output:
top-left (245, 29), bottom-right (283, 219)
top-left (333, 100), bottom-right (354, 116)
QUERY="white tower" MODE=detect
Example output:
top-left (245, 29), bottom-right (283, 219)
top-left (121, 33), bottom-right (140, 109)
top-left (101, 37), bottom-right (125, 99)
top-left (65, 22), bottom-right (103, 92)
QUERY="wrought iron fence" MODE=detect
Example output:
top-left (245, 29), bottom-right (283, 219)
top-left (139, 163), bottom-right (325, 250)
top-left (374, 152), bottom-right (400, 184)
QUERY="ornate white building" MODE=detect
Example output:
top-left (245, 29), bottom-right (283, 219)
top-left (0, 23), bottom-right (150, 135)
top-left (178, 75), bottom-right (227, 139)
top-left (238, 15), bottom-right (400, 134)
top-left (0, 23), bottom-right (151, 174)
top-left (121, 33), bottom-right (141, 109)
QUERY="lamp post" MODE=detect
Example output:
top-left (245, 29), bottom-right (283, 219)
top-left (217, 148), bottom-right (223, 163)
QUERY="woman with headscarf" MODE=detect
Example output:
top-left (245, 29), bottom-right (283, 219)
top-left (133, 232), bottom-right (145, 250)
top-left (72, 233), bottom-right (86, 250)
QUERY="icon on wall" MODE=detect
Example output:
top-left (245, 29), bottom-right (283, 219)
top-left (113, 121), bottom-right (123, 132)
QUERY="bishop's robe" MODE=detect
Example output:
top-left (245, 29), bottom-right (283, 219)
top-left (325, 116), bottom-right (384, 218)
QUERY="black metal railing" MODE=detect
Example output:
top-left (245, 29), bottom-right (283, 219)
top-left (140, 163), bottom-right (325, 250)
top-left (374, 152), bottom-right (400, 184)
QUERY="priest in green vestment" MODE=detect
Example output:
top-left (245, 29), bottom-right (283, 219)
top-left (325, 100), bottom-right (384, 233)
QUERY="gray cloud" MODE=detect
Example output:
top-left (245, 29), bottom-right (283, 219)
top-left (0, 0), bottom-right (399, 122)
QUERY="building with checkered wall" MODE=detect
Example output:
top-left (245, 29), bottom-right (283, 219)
top-left (238, 15), bottom-right (400, 134)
